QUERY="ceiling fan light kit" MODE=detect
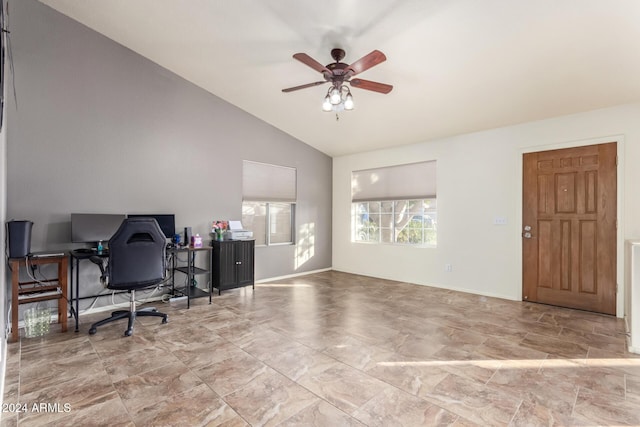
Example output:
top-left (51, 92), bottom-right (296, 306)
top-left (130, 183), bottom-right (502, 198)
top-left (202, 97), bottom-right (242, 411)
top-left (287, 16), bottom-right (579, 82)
top-left (283, 48), bottom-right (392, 114)
top-left (323, 84), bottom-right (354, 112)
top-left (330, 87), bottom-right (342, 105)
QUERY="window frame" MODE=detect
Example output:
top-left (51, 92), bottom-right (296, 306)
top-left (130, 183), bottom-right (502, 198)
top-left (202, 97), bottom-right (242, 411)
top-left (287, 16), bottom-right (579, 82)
top-left (351, 198), bottom-right (437, 247)
top-left (242, 200), bottom-right (296, 247)
top-left (351, 160), bottom-right (437, 247)
top-left (242, 160), bottom-right (297, 248)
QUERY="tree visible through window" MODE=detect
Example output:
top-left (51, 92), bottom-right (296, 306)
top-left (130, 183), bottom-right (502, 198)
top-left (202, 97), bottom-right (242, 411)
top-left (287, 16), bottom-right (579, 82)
top-left (353, 199), bottom-right (436, 245)
top-left (351, 160), bottom-right (437, 246)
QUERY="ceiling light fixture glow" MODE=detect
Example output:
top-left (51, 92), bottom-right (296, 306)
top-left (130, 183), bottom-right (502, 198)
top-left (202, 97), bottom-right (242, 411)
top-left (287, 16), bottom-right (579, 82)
top-left (322, 85), bottom-right (354, 113)
top-left (322, 95), bottom-right (332, 112)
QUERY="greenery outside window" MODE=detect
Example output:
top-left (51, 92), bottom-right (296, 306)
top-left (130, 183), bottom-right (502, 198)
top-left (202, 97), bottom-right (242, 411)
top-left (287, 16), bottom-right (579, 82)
top-left (353, 199), bottom-right (436, 245)
top-left (351, 160), bottom-right (437, 246)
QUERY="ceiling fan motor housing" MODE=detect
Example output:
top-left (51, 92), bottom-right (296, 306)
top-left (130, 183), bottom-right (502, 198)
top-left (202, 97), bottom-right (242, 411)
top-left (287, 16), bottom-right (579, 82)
top-left (330, 48), bottom-right (346, 62)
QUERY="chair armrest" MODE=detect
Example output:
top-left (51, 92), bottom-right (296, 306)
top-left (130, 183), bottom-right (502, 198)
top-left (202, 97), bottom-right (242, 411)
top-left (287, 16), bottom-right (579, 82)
top-left (89, 256), bottom-right (108, 286)
top-left (89, 256), bottom-right (105, 274)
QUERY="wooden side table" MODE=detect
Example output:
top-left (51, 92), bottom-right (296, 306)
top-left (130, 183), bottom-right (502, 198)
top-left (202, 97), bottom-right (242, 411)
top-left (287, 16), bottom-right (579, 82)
top-left (9, 255), bottom-right (68, 342)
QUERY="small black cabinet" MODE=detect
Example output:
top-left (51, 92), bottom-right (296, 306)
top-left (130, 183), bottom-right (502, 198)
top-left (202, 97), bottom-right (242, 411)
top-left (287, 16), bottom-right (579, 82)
top-left (211, 239), bottom-right (255, 294)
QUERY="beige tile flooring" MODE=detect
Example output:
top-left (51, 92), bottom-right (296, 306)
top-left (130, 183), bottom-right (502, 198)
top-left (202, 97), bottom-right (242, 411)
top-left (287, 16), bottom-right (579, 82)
top-left (2, 270), bottom-right (640, 426)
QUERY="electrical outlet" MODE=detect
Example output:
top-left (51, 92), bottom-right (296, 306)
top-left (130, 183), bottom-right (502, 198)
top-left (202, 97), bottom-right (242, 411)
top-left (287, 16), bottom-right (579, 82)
top-left (445, 264), bottom-right (453, 272)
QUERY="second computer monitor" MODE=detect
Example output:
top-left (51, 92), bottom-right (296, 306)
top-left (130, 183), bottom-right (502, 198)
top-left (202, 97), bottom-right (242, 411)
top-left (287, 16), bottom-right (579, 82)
top-left (127, 214), bottom-right (176, 238)
top-left (71, 213), bottom-right (127, 243)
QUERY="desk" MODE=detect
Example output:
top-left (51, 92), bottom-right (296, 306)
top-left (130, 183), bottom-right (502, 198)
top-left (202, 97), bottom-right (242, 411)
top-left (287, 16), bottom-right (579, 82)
top-left (69, 250), bottom-right (111, 332)
top-left (70, 246), bottom-right (213, 331)
top-left (9, 255), bottom-right (68, 342)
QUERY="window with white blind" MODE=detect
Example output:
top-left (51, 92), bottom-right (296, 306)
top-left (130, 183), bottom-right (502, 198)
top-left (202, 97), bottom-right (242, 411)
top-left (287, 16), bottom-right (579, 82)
top-left (242, 160), bottom-right (296, 246)
top-left (351, 161), bottom-right (437, 246)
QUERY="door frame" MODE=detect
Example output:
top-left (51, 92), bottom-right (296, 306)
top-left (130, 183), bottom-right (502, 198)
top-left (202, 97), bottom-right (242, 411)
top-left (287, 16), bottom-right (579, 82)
top-left (517, 135), bottom-right (625, 318)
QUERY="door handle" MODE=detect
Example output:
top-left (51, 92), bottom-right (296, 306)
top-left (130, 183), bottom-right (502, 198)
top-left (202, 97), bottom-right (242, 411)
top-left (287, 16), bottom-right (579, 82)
top-left (522, 225), bottom-right (532, 239)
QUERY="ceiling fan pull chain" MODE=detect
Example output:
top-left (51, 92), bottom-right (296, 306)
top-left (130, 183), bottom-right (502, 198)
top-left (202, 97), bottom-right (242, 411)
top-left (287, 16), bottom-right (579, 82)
top-left (336, 113), bottom-right (339, 121)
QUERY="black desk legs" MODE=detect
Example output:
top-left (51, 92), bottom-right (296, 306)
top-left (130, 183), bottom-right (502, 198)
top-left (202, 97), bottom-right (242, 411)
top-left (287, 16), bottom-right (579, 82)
top-left (69, 257), bottom-right (81, 332)
top-left (69, 255), bottom-right (83, 332)
top-left (69, 255), bottom-right (75, 329)
top-left (75, 258), bottom-right (80, 332)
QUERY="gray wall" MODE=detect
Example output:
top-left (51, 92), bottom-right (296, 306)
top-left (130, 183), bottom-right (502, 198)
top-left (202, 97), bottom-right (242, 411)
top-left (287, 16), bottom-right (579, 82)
top-left (6, 0), bottom-right (332, 310)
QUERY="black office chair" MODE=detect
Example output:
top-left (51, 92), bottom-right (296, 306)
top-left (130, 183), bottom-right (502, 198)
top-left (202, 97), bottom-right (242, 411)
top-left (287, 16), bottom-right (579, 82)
top-left (88, 218), bottom-right (168, 336)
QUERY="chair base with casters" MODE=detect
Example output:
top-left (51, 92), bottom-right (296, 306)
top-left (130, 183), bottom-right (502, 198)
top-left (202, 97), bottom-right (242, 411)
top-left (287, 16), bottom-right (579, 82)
top-left (89, 290), bottom-right (169, 337)
top-left (88, 289), bottom-right (168, 337)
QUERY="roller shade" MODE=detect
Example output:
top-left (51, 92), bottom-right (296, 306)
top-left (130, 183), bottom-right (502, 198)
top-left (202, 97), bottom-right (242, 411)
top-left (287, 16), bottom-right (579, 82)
top-left (243, 160), bottom-right (297, 202)
top-left (351, 160), bottom-right (436, 202)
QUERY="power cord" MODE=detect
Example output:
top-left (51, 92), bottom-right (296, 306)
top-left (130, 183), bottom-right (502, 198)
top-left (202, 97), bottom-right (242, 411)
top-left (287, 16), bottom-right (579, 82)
top-left (24, 256), bottom-right (51, 286)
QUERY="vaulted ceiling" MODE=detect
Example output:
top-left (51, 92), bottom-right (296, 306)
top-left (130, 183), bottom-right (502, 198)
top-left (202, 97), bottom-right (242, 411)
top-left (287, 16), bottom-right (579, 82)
top-left (39, 0), bottom-right (640, 157)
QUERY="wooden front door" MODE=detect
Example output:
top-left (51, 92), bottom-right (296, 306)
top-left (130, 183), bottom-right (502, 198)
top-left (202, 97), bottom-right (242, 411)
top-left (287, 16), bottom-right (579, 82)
top-left (522, 142), bottom-right (617, 315)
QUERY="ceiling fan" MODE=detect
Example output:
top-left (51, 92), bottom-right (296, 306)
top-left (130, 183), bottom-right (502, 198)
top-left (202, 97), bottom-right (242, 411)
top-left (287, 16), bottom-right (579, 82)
top-left (282, 48), bottom-right (393, 112)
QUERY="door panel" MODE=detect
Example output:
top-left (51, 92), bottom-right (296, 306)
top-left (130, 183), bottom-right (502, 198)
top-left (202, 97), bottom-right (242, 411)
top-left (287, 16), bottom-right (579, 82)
top-left (236, 240), bottom-right (255, 286)
top-left (522, 142), bottom-right (616, 315)
top-left (214, 242), bottom-right (236, 289)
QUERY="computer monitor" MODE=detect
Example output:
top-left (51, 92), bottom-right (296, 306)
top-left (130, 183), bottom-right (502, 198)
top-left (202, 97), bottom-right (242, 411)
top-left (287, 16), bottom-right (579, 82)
top-left (127, 214), bottom-right (176, 238)
top-left (70, 213), bottom-right (126, 243)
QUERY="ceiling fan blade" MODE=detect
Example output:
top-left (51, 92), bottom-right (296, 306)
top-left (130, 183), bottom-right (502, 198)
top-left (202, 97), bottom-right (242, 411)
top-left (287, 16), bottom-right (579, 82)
top-left (293, 53), bottom-right (332, 75)
top-left (346, 50), bottom-right (387, 76)
top-left (349, 78), bottom-right (393, 94)
top-left (282, 81), bottom-right (327, 93)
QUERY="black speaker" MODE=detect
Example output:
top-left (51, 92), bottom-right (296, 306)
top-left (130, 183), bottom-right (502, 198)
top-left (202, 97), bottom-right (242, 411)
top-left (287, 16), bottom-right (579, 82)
top-left (7, 220), bottom-right (33, 258)
top-left (184, 227), bottom-right (192, 246)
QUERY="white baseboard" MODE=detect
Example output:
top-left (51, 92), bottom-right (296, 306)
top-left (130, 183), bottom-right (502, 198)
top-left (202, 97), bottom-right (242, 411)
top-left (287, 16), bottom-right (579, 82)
top-left (78, 270), bottom-right (333, 315)
top-left (78, 295), bottom-right (166, 317)
top-left (331, 268), bottom-right (519, 302)
top-left (624, 316), bottom-right (639, 354)
top-left (256, 267), bottom-right (332, 284)
top-left (16, 269), bottom-right (335, 322)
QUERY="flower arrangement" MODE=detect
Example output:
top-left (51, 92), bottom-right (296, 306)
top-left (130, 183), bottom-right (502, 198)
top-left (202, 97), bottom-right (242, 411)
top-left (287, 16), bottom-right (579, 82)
top-left (212, 220), bottom-right (228, 241)
top-left (211, 220), bottom-right (228, 232)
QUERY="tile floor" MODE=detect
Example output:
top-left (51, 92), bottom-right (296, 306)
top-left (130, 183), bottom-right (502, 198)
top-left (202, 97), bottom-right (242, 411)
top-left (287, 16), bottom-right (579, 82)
top-left (2, 270), bottom-right (640, 426)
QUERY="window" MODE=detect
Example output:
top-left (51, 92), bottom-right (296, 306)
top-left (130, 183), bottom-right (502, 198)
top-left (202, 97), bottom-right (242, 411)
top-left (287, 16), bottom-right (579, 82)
top-left (353, 199), bottom-right (437, 245)
top-left (242, 201), bottom-right (294, 246)
top-left (242, 161), bottom-right (296, 246)
top-left (351, 161), bottom-right (437, 246)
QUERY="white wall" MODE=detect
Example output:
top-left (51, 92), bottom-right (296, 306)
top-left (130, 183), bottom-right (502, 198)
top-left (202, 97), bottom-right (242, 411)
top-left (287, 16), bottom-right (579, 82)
top-left (333, 102), bottom-right (640, 320)
top-left (626, 241), bottom-right (640, 353)
top-left (0, 59), bottom-right (7, 404)
top-left (0, 0), bottom-right (7, 394)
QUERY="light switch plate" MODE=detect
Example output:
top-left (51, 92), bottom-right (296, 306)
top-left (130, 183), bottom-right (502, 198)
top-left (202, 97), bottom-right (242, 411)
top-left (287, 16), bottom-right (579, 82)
top-left (493, 216), bottom-right (508, 225)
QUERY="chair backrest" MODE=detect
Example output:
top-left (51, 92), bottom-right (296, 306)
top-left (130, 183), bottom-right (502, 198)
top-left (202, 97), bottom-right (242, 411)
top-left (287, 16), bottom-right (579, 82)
top-left (107, 218), bottom-right (167, 290)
